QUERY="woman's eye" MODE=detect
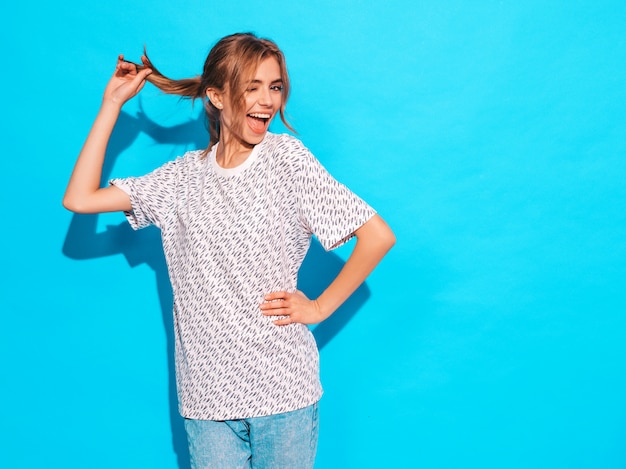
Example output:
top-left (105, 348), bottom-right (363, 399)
top-left (271, 85), bottom-right (283, 92)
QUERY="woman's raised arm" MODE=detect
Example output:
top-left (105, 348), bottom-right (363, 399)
top-left (63, 55), bottom-right (152, 214)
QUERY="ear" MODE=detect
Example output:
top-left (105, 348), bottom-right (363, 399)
top-left (205, 88), bottom-right (224, 109)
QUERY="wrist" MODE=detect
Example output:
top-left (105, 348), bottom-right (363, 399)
top-left (100, 97), bottom-right (124, 113)
top-left (313, 297), bottom-right (334, 323)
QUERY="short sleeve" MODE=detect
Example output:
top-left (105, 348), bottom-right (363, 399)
top-left (295, 147), bottom-right (376, 251)
top-left (109, 159), bottom-right (179, 230)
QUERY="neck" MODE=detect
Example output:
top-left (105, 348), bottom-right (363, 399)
top-left (215, 135), bottom-right (255, 169)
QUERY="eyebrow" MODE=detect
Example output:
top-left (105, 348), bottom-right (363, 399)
top-left (250, 78), bottom-right (283, 84)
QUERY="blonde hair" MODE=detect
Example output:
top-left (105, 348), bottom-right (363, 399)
top-left (135, 32), bottom-right (293, 151)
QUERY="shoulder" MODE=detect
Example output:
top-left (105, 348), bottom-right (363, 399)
top-left (178, 149), bottom-right (206, 166)
top-left (263, 132), bottom-right (308, 155)
top-left (130, 150), bottom-right (206, 190)
top-left (261, 133), bottom-right (316, 169)
top-left (157, 149), bottom-right (206, 174)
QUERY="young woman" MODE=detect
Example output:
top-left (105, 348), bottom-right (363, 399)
top-left (64, 32), bottom-right (395, 468)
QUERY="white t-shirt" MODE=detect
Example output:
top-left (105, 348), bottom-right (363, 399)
top-left (111, 132), bottom-right (375, 420)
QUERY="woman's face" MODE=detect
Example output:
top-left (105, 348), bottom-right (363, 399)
top-left (220, 56), bottom-right (284, 148)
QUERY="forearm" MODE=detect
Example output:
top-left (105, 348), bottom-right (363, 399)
top-left (315, 214), bottom-right (395, 321)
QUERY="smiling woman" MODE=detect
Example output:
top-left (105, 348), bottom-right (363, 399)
top-left (62, 31), bottom-right (395, 468)
top-left (206, 57), bottom-right (284, 166)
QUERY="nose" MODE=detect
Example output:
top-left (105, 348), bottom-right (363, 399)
top-left (258, 87), bottom-right (272, 106)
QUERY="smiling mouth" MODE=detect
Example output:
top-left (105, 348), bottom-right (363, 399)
top-left (247, 112), bottom-right (272, 134)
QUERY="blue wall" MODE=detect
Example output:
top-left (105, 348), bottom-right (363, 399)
top-left (2, 1), bottom-right (625, 468)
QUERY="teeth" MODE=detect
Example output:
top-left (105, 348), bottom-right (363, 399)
top-left (249, 113), bottom-right (271, 119)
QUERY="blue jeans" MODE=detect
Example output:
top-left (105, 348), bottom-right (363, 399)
top-left (184, 403), bottom-right (319, 469)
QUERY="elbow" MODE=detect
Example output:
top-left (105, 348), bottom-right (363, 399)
top-left (362, 214), bottom-right (396, 253)
top-left (380, 225), bottom-right (396, 254)
top-left (385, 229), bottom-right (397, 252)
top-left (62, 194), bottom-right (76, 212)
top-left (62, 194), bottom-right (86, 213)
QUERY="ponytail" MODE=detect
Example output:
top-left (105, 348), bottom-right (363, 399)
top-left (137, 53), bottom-right (204, 98)
top-left (133, 51), bottom-right (220, 152)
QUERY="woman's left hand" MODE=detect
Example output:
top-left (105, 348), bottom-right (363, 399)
top-left (260, 290), bottom-right (325, 326)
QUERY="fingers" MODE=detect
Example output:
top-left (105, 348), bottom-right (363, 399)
top-left (259, 291), bottom-right (293, 313)
top-left (272, 316), bottom-right (294, 326)
top-left (259, 290), bottom-right (319, 326)
top-left (259, 298), bottom-right (289, 314)
top-left (111, 54), bottom-right (152, 93)
top-left (261, 305), bottom-right (293, 326)
top-left (115, 55), bottom-right (134, 72)
top-left (132, 66), bottom-right (153, 88)
top-left (260, 291), bottom-right (295, 326)
top-left (263, 291), bottom-right (289, 302)
top-left (114, 54), bottom-right (152, 76)
top-left (104, 53), bottom-right (153, 107)
top-left (261, 306), bottom-right (290, 317)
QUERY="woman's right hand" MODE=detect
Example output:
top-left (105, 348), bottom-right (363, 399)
top-left (103, 55), bottom-right (152, 107)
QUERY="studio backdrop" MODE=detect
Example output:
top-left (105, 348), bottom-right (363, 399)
top-left (2, 1), bottom-right (625, 468)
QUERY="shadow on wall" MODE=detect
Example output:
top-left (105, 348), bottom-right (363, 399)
top-left (62, 109), bottom-right (370, 469)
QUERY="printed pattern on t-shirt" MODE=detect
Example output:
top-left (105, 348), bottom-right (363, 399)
top-left (110, 132), bottom-right (376, 420)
